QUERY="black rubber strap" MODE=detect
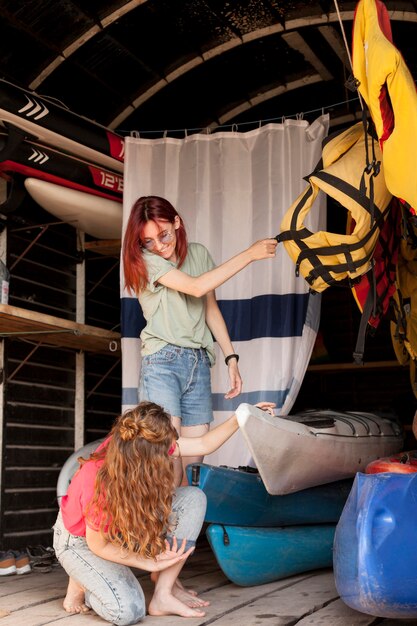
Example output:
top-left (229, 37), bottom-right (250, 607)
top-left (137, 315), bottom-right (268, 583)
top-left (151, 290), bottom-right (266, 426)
top-left (225, 354), bottom-right (239, 366)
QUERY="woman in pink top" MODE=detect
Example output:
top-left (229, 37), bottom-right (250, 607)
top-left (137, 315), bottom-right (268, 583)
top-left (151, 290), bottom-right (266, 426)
top-left (53, 400), bottom-right (275, 624)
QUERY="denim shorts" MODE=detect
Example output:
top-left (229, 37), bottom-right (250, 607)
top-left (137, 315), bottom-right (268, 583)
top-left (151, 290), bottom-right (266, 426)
top-left (139, 344), bottom-right (213, 426)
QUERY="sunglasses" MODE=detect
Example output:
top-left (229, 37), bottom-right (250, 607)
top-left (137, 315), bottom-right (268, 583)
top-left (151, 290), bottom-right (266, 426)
top-left (141, 230), bottom-right (174, 251)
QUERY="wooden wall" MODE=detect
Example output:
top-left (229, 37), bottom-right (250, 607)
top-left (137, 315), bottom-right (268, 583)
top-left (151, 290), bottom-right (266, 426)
top-left (0, 197), bottom-right (121, 550)
top-left (84, 239), bottom-right (122, 442)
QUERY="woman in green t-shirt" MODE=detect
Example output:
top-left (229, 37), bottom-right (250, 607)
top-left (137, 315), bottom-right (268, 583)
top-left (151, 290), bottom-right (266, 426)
top-left (123, 195), bottom-right (277, 485)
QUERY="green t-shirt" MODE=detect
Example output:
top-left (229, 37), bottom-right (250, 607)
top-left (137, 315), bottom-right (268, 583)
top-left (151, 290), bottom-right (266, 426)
top-left (138, 242), bottom-right (216, 365)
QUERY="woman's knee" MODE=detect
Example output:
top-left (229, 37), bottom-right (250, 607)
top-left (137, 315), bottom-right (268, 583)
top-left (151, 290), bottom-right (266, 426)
top-left (102, 606), bottom-right (145, 626)
top-left (89, 586), bottom-right (146, 626)
top-left (114, 604), bottom-right (146, 626)
top-left (191, 486), bottom-right (207, 512)
top-left (177, 485), bottom-right (207, 512)
top-left (171, 486), bottom-right (207, 537)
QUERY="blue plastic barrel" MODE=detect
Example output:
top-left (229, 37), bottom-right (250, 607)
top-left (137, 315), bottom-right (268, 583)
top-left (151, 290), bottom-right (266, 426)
top-left (334, 472), bottom-right (417, 618)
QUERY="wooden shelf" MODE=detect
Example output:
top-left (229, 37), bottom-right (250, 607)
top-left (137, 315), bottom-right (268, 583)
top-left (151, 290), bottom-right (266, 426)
top-left (0, 304), bottom-right (121, 355)
top-left (84, 239), bottom-right (121, 257)
top-left (307, 360), bottom-right (402, 373)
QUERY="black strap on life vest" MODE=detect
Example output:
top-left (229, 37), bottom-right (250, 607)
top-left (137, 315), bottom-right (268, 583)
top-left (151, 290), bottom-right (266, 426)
top-left (278, 114), bottom-right (388, 293)
top-left (391, 292), bottom-right (409, 347)
top-left (353, 268), bottom-right (377, 364)
top-left (278, 170), bottom-right (389, 290)
top-left (360, 113), bottom-right (381, 228)
top-left (400, 202), bottom-right (417, 249)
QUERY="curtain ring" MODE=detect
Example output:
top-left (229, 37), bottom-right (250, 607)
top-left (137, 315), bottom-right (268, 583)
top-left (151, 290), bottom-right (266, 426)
top-left (163, 130), bottom-right (168, 138)
top-left (232, 124), bottom-right (238, 133)
top-left (109, 340), bottom-right (118, 352)
top-left (130, 130), bottom-right (140, 138)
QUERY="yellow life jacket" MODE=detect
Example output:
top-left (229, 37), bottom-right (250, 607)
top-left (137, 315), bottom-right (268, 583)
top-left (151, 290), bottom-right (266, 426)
top-left (391, 233), bottom-right (417, 362)
top-left (352, 0), bottom-right (417, 213)
top-left (278, 121), bottom-right (392, 293)
top-left (390, 231), bottom-right (417, 397)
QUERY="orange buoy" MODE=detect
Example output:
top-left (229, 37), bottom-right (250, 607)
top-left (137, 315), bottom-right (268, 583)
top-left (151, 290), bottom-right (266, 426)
top-left (366, 451), bottom-right (417, 474)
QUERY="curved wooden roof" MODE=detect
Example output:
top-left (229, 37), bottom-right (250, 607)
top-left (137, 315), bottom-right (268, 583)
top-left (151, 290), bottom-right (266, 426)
top-left (1, 1), bottom-right (416, 135)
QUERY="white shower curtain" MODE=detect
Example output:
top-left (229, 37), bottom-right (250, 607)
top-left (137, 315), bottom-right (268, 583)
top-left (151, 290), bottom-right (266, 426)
top-left (121, 115), bottom-right (329, 467)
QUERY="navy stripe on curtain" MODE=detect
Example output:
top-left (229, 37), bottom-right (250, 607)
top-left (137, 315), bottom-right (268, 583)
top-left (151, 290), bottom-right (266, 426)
top-left (120, 298), bottom-right (145, 338)
top-left (121, 293), bottom-right (309, 341)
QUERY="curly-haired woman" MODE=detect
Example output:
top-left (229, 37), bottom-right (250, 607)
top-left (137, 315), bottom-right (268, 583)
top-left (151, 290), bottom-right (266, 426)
top-left (123, 195), bottom-right (277, 485)
top-left (53, 400), bottom-right (275, 624)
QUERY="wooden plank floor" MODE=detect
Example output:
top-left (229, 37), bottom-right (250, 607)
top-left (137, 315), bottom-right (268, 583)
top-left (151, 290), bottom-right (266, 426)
top-left (1, 539), bottom-right (416, 626)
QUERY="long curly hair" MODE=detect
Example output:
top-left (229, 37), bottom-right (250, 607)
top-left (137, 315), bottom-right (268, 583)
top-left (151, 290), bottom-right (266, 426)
top-left (122, 195), bottom-right (188, 295)
top-left (84, 402), bottom-right (178, 559)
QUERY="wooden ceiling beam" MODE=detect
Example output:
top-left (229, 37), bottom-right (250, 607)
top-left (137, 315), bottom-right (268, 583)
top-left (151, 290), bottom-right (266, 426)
top-left (318, 25), bottom-right (351, 70)
top-left (281, 31), bottom-right (333, 81)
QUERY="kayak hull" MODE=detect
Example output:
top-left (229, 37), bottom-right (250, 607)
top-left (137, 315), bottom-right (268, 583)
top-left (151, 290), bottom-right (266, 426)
top-left (206, 523), bottom-right (335, 586)
top-left (236, 403), bottom-right (403, 494)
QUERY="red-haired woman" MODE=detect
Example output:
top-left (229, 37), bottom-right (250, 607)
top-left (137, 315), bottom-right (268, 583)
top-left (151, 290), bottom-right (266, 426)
top-left (122, 195), bottom-right (277, 484)
top-left (53, 400), bottom-right (275, 624)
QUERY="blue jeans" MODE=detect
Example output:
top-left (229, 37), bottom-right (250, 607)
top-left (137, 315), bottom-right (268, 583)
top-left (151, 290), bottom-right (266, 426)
top-left (53, 486), bottom-right (207, 625)
top-left (139, 344), bottom-right (213, 426)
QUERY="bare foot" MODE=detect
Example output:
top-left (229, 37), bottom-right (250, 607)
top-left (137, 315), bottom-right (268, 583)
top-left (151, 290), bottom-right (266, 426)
top-left (150, 573), bottom-right (208, 605)
top-left (63, 577), bottom-right (90, 614)
top-left (174, 576), bottom-right (198, 597)
top-left (148, 591), bottom-right (206, 618)
top-left (172, 583), bottom-right (210, 608)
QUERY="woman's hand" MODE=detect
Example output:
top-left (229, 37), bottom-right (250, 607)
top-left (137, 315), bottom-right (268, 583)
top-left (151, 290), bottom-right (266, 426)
top-left (152, 537), bottom-right (194, 572)
top-left (255, 401), bottom-right (276, 415)
top-left (86, 527), bottom-right (194, 572)
top-left (224, 360), bottom-right (242, 399)
top-left (247, 238), bottom-right (278, 261)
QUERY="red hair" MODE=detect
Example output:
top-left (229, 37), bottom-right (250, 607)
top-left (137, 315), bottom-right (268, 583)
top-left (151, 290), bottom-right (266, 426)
top-left (122, 196), bottom-right (188, 294)
top-left (83, 402), bottom-right (178, 559)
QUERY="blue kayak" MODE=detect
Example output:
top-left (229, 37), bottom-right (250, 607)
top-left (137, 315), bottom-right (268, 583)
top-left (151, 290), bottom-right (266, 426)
top-left (334, 472), bottom-right (417, 618)
top-left (206, 523), bottom-right (335, 586)
top-left (186, 462), bottom-right (352, 526)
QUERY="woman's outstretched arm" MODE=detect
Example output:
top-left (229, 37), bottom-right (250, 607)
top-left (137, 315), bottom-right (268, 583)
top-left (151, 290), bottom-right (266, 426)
top-left (157, 239), bottom-right (277, 297)
top-left (175, 402), bottom-right (276, 457)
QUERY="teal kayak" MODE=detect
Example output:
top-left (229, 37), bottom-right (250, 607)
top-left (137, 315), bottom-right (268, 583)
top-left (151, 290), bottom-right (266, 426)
top-left (206, 523), bottom-right (335, 586)
top-left (186, 462), bottom-right (352, 526)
